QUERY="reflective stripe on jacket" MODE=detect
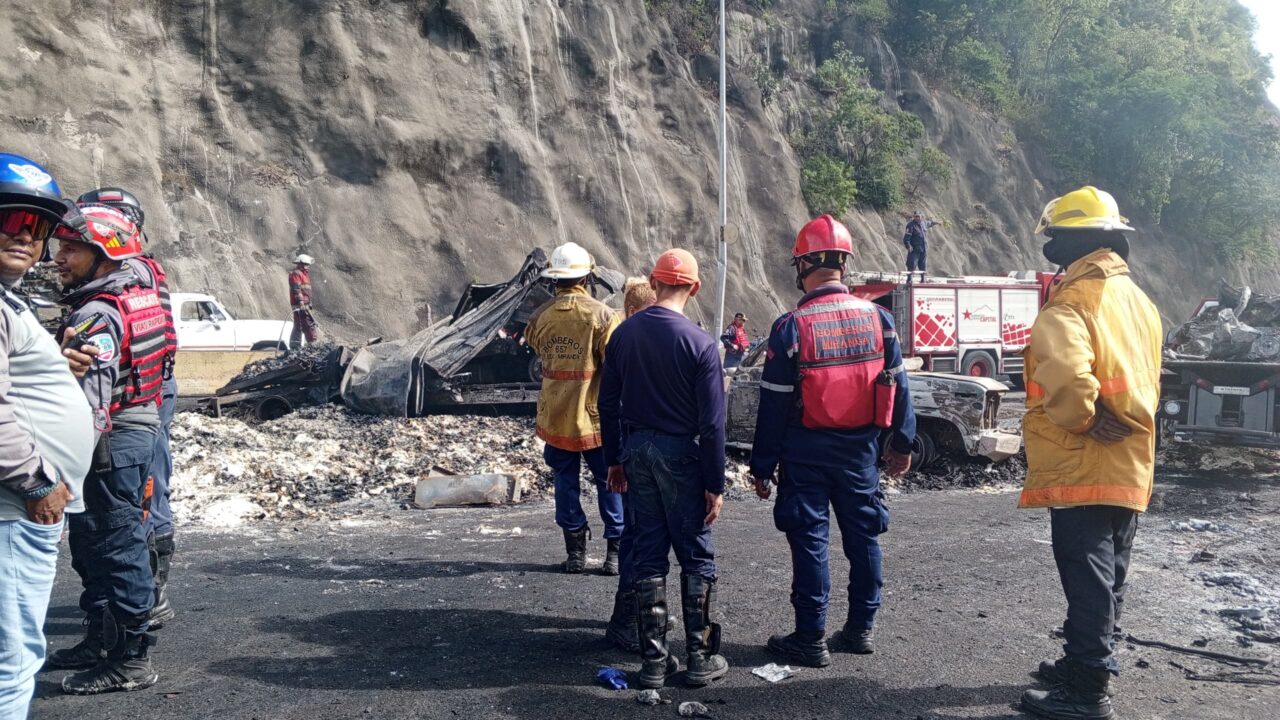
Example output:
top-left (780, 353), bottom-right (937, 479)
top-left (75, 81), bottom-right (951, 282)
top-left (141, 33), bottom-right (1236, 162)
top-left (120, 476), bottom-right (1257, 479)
top-left (1019, 250), bottom-right (1162, 512)
top-left (525, 285), bottom-right (620, 451)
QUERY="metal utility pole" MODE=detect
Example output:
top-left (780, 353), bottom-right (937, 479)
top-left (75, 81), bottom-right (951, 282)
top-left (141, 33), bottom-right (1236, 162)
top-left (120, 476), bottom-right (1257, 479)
top-left (713, 0), bottom-right (728, 337)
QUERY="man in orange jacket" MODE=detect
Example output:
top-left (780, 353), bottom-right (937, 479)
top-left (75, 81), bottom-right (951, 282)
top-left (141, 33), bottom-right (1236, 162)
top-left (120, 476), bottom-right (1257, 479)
top-left (1018, 187), bottom-right (1162, 720)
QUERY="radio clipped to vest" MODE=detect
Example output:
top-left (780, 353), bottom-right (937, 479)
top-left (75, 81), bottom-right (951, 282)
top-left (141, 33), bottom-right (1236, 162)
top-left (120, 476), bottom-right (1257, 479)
top-left (873, 369), bottom-right (896, 429)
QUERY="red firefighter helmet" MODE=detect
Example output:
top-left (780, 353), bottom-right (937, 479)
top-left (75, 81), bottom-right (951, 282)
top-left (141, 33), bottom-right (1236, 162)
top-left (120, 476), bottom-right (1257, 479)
top-left (792, 214), bottom-right (855, 258)
top-left (55, 203), bottom-right (143, 260)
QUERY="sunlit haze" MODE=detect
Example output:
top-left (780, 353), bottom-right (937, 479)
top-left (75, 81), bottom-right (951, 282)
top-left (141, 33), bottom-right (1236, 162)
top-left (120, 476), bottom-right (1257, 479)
top-left (1239, 0), bottom-right (1280, 106)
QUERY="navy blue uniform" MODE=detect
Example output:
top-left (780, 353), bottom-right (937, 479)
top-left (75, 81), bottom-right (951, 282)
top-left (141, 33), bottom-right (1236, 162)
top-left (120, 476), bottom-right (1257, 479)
top-left (600, 306), bottom-right (725, 582)
top-left (750, 283), bottom-right (916, 634)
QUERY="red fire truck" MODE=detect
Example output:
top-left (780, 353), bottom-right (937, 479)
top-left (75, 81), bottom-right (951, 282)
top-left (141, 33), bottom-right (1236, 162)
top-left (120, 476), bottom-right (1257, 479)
top-left (848, 271), bottom-right (1057, 387)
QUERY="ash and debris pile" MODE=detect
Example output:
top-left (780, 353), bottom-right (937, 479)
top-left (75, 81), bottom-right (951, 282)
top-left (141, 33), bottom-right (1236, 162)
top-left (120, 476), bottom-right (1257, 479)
top-left (229, 341), bottom-right (342, 384)
top-left (1166, 282), bottom-right (1280, 361)
top-left (170, 406), bottom-right (546, 525)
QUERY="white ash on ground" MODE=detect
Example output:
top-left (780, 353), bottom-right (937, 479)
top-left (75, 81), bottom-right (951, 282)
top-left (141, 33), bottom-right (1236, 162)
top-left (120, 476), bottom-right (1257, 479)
top-left (169, 406), bottom-right (547, 526)
top-left (1158, 443), bottom-right (1280, 474)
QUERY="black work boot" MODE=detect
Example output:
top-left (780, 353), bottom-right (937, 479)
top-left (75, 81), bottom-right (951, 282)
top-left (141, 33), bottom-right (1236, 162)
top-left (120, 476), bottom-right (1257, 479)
top-left (1022, 660), bottom-right (1114, 720)
top-left (561, 526), bottom-right (589, 574)
top-left (602, 538), bottom-right (621, 576)
top-left (829, 622), bottom-right (874, 654)
top-left (635, 578), bottom-right (679, 688)
top-left (148, 533), bottom-right (176, 629)
top-left (767, 630), bottom-right (831, 668)
top-left (680, 574), bottom-right (729, 687)
top-left (45, 611), bottom-right (105, 670)
top-left (605, 588), bottom-right (639, 653)
top-left (62, 612), bottom-right (159, 695)
top-left (1035, 658), bottom-right (1115, 697)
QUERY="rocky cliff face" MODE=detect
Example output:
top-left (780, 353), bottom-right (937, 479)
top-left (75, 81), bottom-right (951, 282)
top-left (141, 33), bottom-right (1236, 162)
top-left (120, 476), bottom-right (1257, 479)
top-left (1, 0), bottom-right (1258, 338)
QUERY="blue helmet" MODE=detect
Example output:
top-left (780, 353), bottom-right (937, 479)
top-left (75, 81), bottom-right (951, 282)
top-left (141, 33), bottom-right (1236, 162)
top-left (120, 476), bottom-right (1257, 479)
top-left (0, 153), bottom-right (70, 221)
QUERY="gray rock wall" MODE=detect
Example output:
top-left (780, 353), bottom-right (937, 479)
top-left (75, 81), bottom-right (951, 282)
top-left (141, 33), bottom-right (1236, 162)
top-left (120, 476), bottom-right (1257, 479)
top-left (1, 0), bottom-right (1263, 339)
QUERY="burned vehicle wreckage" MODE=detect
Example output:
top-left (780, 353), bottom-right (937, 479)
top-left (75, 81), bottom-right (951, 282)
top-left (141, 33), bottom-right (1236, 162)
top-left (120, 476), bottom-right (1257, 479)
top-left (341, 249), bottom-right (623, 416)
top-left (338, 250), bottom-right (1019, 467)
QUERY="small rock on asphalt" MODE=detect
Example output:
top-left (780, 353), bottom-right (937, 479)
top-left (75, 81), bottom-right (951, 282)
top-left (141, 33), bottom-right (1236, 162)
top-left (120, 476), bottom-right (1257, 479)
top-left (635, 689), bottom-right (664, 706)
top-left (678, 701), bottom-right (712, 718)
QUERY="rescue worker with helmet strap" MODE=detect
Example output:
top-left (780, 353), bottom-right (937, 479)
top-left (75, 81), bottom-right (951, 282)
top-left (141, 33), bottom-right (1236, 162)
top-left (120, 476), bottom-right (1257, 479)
top-left (79, 186), bottom-right (179, 631)
top-left (750, 214), bottom-right (916, 668)
top-left (523, 242), bottom-right (625, 577)
top-left (1018, 187), bottom-right (1162, 720)
top-left (289, 253), bottom-right (319, 346)
top-left (46, 204), bottom-right (162, 694)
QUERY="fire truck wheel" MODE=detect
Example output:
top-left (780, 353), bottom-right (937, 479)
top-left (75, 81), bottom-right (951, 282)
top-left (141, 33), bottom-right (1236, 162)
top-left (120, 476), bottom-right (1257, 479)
top-left (961, 350), bottom-right (998, 378)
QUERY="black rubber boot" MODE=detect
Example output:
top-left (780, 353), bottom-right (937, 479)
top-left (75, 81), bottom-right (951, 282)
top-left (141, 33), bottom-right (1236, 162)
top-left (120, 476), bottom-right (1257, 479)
top-left (767, 630), bottom-right (831, 668)
top-left (561, 526), bottom-right (589, 574)
top-left (680, 574), bottom-right (729, 687)
top-left (602, 538), bottom-right (621, 576)
top-left (829, 623), bottom-right (874, 654)
top-left (635, 578), bottom-right (679, 689)
top-left (45, 611), bottom-right (105, 670)
top-left (62, 611), bottom-right (159, 695)
top-left (1035, 659), bottom-right (1114, 697)
top-left (605, 588), bottom-right (639, 653)
top-left (1022, 660), bottom-right (1114, 720)
top-left (148, 533), bottom-right (176, 629)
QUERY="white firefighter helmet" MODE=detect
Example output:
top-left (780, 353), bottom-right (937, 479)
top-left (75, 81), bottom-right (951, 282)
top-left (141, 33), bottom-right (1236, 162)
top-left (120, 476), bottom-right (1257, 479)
top-left (294, 253), bottom-right (314, 265)
top-left (542, 242), bottom-right (594, 280)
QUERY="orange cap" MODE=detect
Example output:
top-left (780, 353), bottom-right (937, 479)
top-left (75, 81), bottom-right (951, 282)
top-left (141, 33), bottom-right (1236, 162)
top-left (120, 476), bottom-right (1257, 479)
top-left (650, 248), bottom-right (700, 286)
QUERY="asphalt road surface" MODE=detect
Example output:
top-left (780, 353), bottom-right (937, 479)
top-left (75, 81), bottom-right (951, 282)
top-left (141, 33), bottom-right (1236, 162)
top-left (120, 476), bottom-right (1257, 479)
top-left (33, 473), bottom-right (1277, 719)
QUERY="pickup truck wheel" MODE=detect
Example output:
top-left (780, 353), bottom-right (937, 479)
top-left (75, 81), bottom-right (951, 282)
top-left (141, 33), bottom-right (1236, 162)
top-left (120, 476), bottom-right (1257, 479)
top-left (882, 431), bottom-right (938, 471)
top-left (962, 351), bottom-right (998, 378)
top-left (528, 356), bottom-right (543, 383)
top-left (251, 341), bottom-right (288, 352)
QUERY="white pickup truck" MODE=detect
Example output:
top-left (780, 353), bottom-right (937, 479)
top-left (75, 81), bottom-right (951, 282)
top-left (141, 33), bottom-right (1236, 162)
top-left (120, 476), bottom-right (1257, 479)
top-left (172, 292), bottom-right (293, 351)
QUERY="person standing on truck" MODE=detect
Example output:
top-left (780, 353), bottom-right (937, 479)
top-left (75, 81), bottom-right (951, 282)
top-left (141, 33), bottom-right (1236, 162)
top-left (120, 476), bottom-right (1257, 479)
top-left (719, 312), bottom-right (750, 369)
top-left (46, 204), bottom-right (162, 694)
top-left (1018, 186), bottom-right (1162, 720)
top-left (524, 242), bottom-right (625, 577)
top-left (78, 187), bottom-right (179, 631)
top-left (289, 253), bottom-right (319, 346)
top-left (903, 211), bottom-right (939, 275)
top-left (750, 214), bottom-right (916, 668)
top-left (600, 249), bottom-right (730, 690)
top-left (0, 154), bottom-right (94, 718)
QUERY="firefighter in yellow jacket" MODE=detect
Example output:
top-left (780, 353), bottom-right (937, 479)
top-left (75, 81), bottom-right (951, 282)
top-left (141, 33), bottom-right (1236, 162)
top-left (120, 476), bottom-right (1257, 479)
top-left (525, 242), bottom-right (623, 575)
top-left (1018, 187), bottom-right (1162, 720)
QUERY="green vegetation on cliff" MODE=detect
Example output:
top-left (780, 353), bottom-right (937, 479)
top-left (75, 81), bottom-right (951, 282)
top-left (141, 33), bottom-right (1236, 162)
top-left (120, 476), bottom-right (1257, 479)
top-left (884, 0), bottom-right (1280, 261)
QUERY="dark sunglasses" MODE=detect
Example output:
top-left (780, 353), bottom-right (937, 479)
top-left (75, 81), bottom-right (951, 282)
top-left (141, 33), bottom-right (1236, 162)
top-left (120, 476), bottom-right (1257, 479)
top-left (0, 209), bottom-right (55, 243)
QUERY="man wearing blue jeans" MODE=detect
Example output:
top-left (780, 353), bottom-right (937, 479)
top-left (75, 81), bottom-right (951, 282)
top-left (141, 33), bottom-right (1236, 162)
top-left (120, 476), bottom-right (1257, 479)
top-left (0, 155), bottom-right (93, 719)
top-left (601, 249), bottom-right (729, 690)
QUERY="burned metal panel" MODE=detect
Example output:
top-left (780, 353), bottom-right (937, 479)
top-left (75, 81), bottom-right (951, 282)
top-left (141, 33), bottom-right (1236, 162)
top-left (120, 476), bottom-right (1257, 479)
top-left (724, 367), bottom-right (1020, 460)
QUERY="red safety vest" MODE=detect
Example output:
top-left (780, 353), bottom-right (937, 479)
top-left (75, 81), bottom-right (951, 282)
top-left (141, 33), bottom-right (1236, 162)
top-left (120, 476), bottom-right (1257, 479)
top-left (90, 284), bottom-right (168, 413)
top-left (133, 255), bottom-right (177, 363)
top-left (794, 291), bottom-right (886, 429)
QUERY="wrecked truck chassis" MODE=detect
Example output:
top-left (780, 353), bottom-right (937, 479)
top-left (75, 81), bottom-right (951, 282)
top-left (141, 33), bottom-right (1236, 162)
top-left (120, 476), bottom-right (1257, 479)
top-left (725, 365), bottom-right (1021, 466)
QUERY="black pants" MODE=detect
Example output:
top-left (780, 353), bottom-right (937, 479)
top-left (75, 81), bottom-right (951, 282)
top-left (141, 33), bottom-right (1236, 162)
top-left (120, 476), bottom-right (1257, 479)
top-left (905, 243), bottom-right (927, 272)
top-left (1050, 505), bottom-right (1138, 674)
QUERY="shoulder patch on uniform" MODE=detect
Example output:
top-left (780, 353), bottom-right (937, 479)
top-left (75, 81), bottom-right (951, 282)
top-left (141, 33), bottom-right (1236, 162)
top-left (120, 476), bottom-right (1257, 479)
top-left (89, 333), bottom-right (117, 363)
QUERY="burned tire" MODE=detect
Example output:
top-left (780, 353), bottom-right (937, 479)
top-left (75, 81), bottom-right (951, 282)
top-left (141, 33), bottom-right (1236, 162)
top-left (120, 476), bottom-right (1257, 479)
top-left (882, 431), bottom-right (938, 471)
top-left (528, 356), bottom-right (543, 383)
top-left (962, 350), bottom-right (998, 378)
